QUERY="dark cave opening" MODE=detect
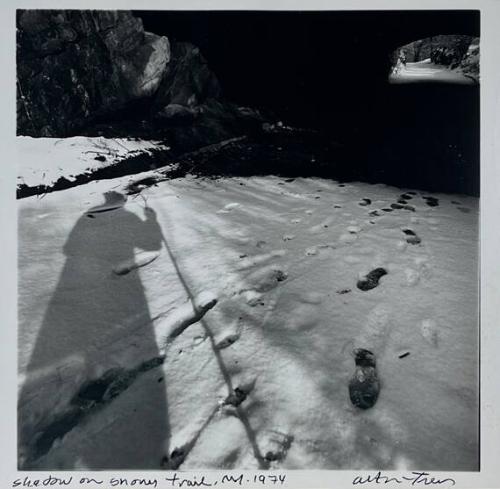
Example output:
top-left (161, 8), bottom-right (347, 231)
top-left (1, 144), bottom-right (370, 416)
top-left (133, 10), bottom-right (479, 195)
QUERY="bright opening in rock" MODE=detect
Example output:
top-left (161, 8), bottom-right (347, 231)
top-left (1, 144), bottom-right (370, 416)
top-left (388, 35), bottom-right (479, 84)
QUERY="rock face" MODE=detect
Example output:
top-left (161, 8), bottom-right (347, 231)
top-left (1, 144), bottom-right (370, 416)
top-left (152, 42), bottom-right (221, 110)
top-left (16, 10), bottom-right (267, 152)
top-left (17, 10), bottom-right (171, 137)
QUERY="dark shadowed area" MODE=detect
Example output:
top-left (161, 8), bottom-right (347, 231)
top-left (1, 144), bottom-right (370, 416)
top-left (134, 10), bottom-right (480, 195)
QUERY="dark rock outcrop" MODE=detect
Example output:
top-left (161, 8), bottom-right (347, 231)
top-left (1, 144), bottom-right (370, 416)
top-left (16, 10), bottom-right (264, 151)
top-left (17, 10), bottom-right (171, 137)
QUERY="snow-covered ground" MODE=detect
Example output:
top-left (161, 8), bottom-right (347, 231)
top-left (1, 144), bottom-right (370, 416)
top-left (17, 137), bottom-right (170, 188)
top-left (390, 60), bottom-right (475, 84)
top-left (18, 138), bottom-right (479, 471)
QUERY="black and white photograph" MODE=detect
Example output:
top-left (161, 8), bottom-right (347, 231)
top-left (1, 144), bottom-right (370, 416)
top-left (8, 3), bottom-right (493, 480)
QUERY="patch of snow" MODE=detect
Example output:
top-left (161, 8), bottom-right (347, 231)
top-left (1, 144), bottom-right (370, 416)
top-left (17, 136), bottom-right (170, 188)
top-left (17, 137), bottom-right (479, 471)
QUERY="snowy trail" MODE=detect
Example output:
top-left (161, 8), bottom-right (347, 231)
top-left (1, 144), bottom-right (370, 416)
top-left (390, 60), bottom-right (475, 84)
top-left (18, 152), bottom-right (479, 470)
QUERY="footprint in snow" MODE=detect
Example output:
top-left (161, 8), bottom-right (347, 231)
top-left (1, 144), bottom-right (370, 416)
top-left (309, 218), bottom-right (333, 233)
top-left (262, 431), bottom-right (294, 464)
top-left (223, 378), bottom-right (256, 407)
top-left (414, 256), bottom-right (432, 278)
top-left (282, 234), bottom-right (295, 241)
top-left (113, 251), bottom-right (160, 275)
top-left (339, 232), bottom-right (358, 244)
top-left (400, 193), bottom-right (414, 200)
top-left (396, 240), bottom-right (407, 251)
top-left (240, 290), bottom-right (264, 307)
top-left (420, 319), bottom-right (439, 347)
top-left (242, 268), bottom-right (288, 298)
top-left (359, 198), bottom-right (372, 206)
top-left (192, 335), bottom-right (207, 348)
top-left (355, 304), bottom-right (392, 353)
top-left (305, 246), bottom-right (318, 256)
top-left (349, 348), bottom-right (380, 410)
top-left (357, 268), bottom-right (388, 291)
top-left (391, 202), bottom-right (416, 212)
top-left (337, 288), bottom-right (351, 295)
top-left (422, 196), bottom-right (439, 207)
top-left (216, 332), bottom-right (241, 350)
top-left (339, 225), bottom-right (361, 245)
top-left (402, 228), bottom-right (421, 245)
top-left (404, 268), bottom-right (420, 286)
top-left (218, 202), bottom-right (241, 213)
top-left (155, 292), bottom-right (218, 345)
top-left (291, 218), bottom-right (302, 224)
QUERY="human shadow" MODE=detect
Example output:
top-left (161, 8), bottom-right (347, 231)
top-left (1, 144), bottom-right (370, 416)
top-left (18, 192), bottom-right (170, 470)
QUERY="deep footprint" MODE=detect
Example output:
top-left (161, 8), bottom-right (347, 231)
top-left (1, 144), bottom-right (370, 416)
top-left (264, 433), bottom-right (294, 463)
top-left (357, 268), bottom-right (388, 291)
top-left (423, 196), bottom-right (439, 207)
top-left (359, 198), bottom-right (371, 206)
top-left (349, 348), bottom-right (380, 409)
top-left (402, 228), bottom-right (422, 245)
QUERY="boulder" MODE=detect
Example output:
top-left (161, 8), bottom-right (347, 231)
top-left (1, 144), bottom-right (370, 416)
top-left (152, 42), bottom-right (221, 111)
top-left (118, 32), bottom-right (170, 99)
